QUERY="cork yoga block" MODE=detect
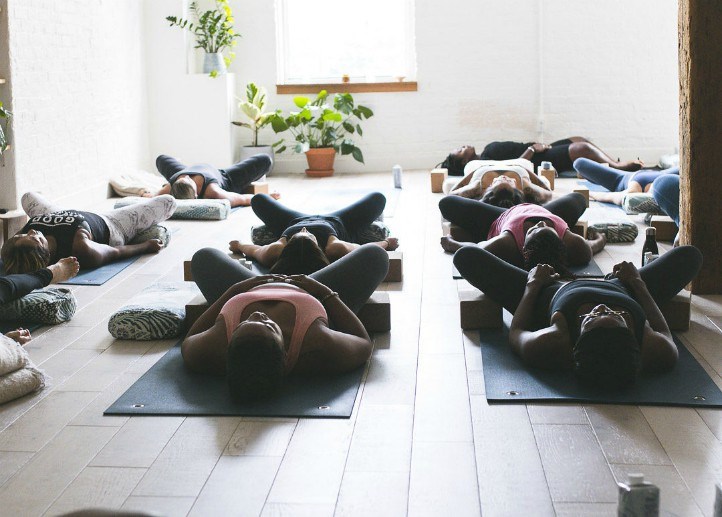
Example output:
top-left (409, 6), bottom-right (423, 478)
top-left (571, 220), bottom-right (588, 239)
top-left (572, 186), bottom-right (590, 207)
top-left (650, 215), bottom-right (677, 242)
top-left (243, 181), bottom-right (270, 195)
top-left (539, 168), bottom-right (555, 190)
top-left (459, 289), bottom-right (503, 330)
top-left (659, 289), bottom-right (691, 331)
top-left (430, 168), bottom-right (448, 193)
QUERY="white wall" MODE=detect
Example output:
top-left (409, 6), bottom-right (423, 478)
top-left (5, 0), bottom-right (148, 206)
top-left (225, 0), bottom-right (679, 173)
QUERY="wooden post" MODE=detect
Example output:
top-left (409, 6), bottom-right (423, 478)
top-left (679, 0), bottom-right (722, 293)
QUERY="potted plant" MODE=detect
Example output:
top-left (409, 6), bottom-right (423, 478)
top-left (270, 90), bottom-right (374, 177)
top-left (232, 83), bottom-right (281, 167)
top-left (0, 102), bottom-right (11, 156)
top-left (166, 0), bottom-right (241, 77)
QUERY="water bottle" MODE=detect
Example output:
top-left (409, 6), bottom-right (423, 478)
top-left (617, 473), bottom-right (660, 517)
top-left (714, 482), bottom-right (722, 517)
top-left (392, 164), bottom-right (403, 189)
top-left (641, 227), bottom-right (659, 266)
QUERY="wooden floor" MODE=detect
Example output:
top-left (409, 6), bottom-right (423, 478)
top-left (0, 171), bottom-right (720, 517)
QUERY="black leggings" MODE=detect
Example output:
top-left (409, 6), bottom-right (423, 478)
top-left (0, 269), bottom-right (53, 305)
top-left (156, 154), bottom-right (271, 194)
top-left (454, 245), bottom-right (703, 315)
top-left (191, 244), bottom-right (389, 313)
top-left (438, 192), bottom-right (587, 242)
top-left (251, 192), bottom-right (386, 239)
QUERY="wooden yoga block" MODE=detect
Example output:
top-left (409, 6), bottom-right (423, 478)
top-left (572, 186), bottom-right (590, 207)
top-left (659, 289), bottom-right (691, 331)
top-left (430, 168), bottom-right (448, 193)
top-left (183, 260), bottom-right (193, 282)
top-left (650, 215), bottom-right (677, 242)
top-left (459, 289), bottom-right (503, 330)
top-left (539, 168), bottom-right (555, 190)
top-left (244, 181), bottom-right (269, 195)
top-left (184, 291), bottom-right (391, 333)
top-left (385, 251), bottom-right (403, 283)
top-left (571, 219), bottom-right (588, 239)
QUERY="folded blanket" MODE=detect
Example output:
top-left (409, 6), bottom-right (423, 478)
top-left (109, 170), bottom-right (166, 197)
top-left (0, 366), bottom-right (45, 405)
top-left (0, 334), bottom-right (28, 377)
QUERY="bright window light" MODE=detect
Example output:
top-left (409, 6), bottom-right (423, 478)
top-left (276, 0), bottom-right (417, 84)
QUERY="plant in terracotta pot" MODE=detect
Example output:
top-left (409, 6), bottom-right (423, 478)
top-left (232, 82), bottom-right (281, 169)
top-left (0, 103), bottom-right (11, 156)
top-left (270, 90), bottom-right (374, 177)
top-left (166, 0), bottom-right (241, 77)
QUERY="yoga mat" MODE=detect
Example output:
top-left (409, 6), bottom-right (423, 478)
top-left (105, 343), bottom-right (367, 418)
top-left (578, 180), bottom-right (610, 192)
top-left (305, 188), bottom-right (400, 218)
top-left (0, 321), bottom-right (42, 335)
top-left (59, 255), bottom-right (139, 286)
top-left (479, 317), bottom-right (722, 407)
top-left (452, 259), bottom-right (604, 280)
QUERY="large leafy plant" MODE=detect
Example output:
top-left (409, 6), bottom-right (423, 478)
top-left (166, 0), bottom-right (241, 76)
top-left (0, 103), bottom-right (11, 156)
top-left (270, 90), bottom-right (374, 163)
top-left (232, 83), bottom-right (281, 147)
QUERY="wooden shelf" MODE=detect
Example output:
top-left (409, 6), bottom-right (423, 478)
top-left (277, 81), bottom-right (417, 95)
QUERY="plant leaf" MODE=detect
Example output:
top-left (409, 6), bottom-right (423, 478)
top-left (352, 147), bottom-right (365, 163)
top-left (342, 121), bottom-right (355, 133)
top-left (356, 124), bottom-right (363, 136)
top-left (293, 96), bottom-right (309, 108)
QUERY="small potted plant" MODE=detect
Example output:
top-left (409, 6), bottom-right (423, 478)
top-left (166, 0), bottom-right (241, 77)
top-left (270, 90), bottom-right (374, 177)
top-left (232, 83), bottom-right (281, 167)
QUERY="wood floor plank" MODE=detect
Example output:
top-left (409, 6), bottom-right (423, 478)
top-left (223, 420), bottom-right (297, 456)
top-left (345, 403), bottom-right (413, 473)
top-left (122, 495), bottom-right (195, 517)
top-left (336, 471), bottom-right (409, 517)
top-left (0, 451), bottom-right (33, 487)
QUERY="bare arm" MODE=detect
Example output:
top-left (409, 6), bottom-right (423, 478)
top-left (204, 183), bottom-right (252, 207)
top-left (72, 230), bottom-right (162, 269)
top-left (481, 232), bottom-right (524, 267)
top-left (230, 239), bottom-right (286, 267)
top-left (561, 230), bottom-right (593, 266)
top-left (324, 236), bottom-right (398, 262)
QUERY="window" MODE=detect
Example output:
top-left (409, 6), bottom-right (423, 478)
top-left (275, 0), bottom-right (417, 86)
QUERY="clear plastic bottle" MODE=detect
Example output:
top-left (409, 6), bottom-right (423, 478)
top-left (392, 164), bottom-right (403, 189)
top-left (617, 473), bottom-right (660, 517)
top-left (642, 227), bottom-right (659, 266)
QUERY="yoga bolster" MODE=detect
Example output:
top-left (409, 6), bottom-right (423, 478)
top-left (583, 203), bottom-right (638, 243)
top-left (0, 287), bottom-right (77, 325)
top-left (114, 197), bottom-right (231, 220)
top-left (108, 282), bottom-right (200, 340)
top-left (622, 193), bottom-right (664, 215)
top-left (250, 221), bottom-right (391, 246)
top-left (129, 224), bottom-right (171, 247)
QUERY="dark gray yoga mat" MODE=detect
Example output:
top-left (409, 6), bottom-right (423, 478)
top-left (59, 255), bottom-right (139, 286)
top-left (105, 343), bottom-right (367, 418)
top-left (480, 317), bottom-right (722, 407)
top-left (453, 258), bottom-right (604, 280)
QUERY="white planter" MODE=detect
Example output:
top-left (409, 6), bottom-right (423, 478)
top-left (239, 145), bottom-right (275, 175)
top-left (203, 52), bottom-right (227, 75)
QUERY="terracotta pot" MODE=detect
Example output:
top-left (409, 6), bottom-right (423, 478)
top-left (304, 148), bottom-right (336, 177)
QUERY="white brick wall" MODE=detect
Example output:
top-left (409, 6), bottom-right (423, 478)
top-left (7, 0), bottom-right (148, 204)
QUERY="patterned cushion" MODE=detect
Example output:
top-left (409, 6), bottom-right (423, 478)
top-left (622, 193), bottom-right (665, 215)
top-left (130, 224), bottom-right (171, 247)
top-left (114, 197), bottom-right (231, 220)
top-left (108, 282), bottom-right (200, 340)
top-left (251, 221), bottom-right (391, 246)
top-left (583, 203), bottom-right (639, 243)
top-left (0, 287), bottom-right (77, 325)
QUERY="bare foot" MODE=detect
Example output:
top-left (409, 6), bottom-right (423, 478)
top-left (229, 240), bottom-right (244, 254)
top-left (5, 328), bottom-right (32, 345)
top-left (270, 190), bottom-right (281, 200)
top-left (440, 236), bottom-right (463, 253)
top-left (589, 190), bottom-right (625, 205)
top-left (48, 257), bottom-right (80, 283)
top-left (616, 159), bottom-right (644, 172)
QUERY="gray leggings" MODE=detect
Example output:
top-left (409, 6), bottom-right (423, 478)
top-left (191, 244), bottom-right (389, 313)
top-left (21, 192), bottom-right (176, 247)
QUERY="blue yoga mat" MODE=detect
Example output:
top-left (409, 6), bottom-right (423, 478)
top-left (105, 342), bottom-right (367, 418)
top-left (578, 180), bottom-right (610, 192)
top-left (480, 316), bottom-right (722, 407)
top-left (59, 255), bottom-right (139, 286)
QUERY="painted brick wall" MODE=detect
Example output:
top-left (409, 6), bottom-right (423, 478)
top-left (7, 0), bottom-right (148, 204)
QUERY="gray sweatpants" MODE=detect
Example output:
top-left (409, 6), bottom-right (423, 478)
top-left (21, 192), bottom-right (176, 246)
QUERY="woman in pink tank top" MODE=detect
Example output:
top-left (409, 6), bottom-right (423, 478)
top-left (181, 243), bottom-right (389, 402)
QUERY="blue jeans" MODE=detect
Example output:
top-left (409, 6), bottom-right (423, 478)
top-left (652, 174), bottom-right (680, 226)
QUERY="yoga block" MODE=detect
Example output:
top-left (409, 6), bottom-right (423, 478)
top-left (385, 251), bottom-right (403, 283)
top-left (571, 220), bottom-right (588, 239)
top-left (244, 181), bottom-right (269, 195)
top-left (650, 215), bottom-right (677, 242)
top-left (573, 186), bottom-right (590, 207)
top-left (459, 289), bottom-right (502, 330)
top-left (185, 292), bottom-right (391, 333)
top-left (660, 289), bottom-right (691, 331)
top-left (539, 168), bottom-right (555, 190)
top-left (430, 168), bottom-right (448, 193)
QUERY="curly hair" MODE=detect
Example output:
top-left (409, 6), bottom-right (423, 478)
top-left (270, 234), bottom-right (330, 275)
top-left (481, 184), bottom-right (524, 208)
top-left (522, 230), bottom-right (569, 275)
top-left (573, 326), bottom-right (641, 389)
top-left (227, 332), bottom-right (285, 402)
top-left (170, 180), bottom-right (197, 199)
top-left (438, 154), bottom-right (465, 177)
top-left (0, 236), bottom-right (52, 274)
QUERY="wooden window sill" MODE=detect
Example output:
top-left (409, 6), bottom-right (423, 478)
top-left (276, 82), bottom-right (417, 94)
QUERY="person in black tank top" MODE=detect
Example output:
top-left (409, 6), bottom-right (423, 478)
top-left (229, 192), bottom-right (399, 275)
top-left (151, 154), bottom-right (277, 208)
top-left (453, 244), bottom-right (702, 388)
top-left (1, 191), bottom-right (176, 274)
top-left (437, 136), bottom-right (645, 176)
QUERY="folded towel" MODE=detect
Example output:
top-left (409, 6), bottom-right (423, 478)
top-left (0, 366), bottom-right (45, 405)
top-left (0, 334), bottom-right (29, 377)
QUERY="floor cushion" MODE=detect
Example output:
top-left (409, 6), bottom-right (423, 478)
top-left (114, 197), bottom-right (231, 220)
top-left (130, 224), bottom-right (172, 247)
top-left (0, 287), bottom-right (77, 325)
top-left (0, 334), bottom-right (44, 405)
top-left (251, 221), bottom-right (391, 246)
top-left (622, 193), bottom-right (665, 215)
top-left (583, 203), bottom-right (639, 243)
top-left (108, 282), bottom-right (200, 340)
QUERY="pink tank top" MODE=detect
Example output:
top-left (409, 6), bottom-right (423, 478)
top-left (487, 203), bottom-right (568, 251)
top-left (219, 284), bottom-right (328, 373)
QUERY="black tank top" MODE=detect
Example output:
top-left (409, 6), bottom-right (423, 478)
top-left (478, 141), bottom-right (530, 161)
top-left (281, 216), bottom-right (348, 249)
top-left (169, 164), bottom-right (224, 197)
top-left (21, 210), bottom-right (110, 259)
top-left (548, 280), bottom-right (646, 342)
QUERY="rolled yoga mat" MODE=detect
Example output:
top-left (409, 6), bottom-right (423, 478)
top-left (105, 343), bottom-right (367, 418)
top-left (453, 258), bottom-right (604, 280)
top-left (479, 315), bottom-right (722, 407)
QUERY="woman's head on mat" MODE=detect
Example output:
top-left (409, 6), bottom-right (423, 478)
top-left (573, 305), bottom-right (641, 388)
top-left (439, 145), bottom-right (477, 176)
top-left (227, 311), bottom-right (286, 401)
top-left (521, 221), bottom-right (568, 273)
top-left (0, 229), bottom-right (52, 274)
top-left (270, 229), bottom-right (330, 275)
top-left (170, 176), bottom-right (198, 199)
top-left (480, 181), bottom-right (524, 209)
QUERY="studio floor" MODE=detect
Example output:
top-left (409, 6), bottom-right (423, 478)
top-left (0, 171), bottom-right (720, 517)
